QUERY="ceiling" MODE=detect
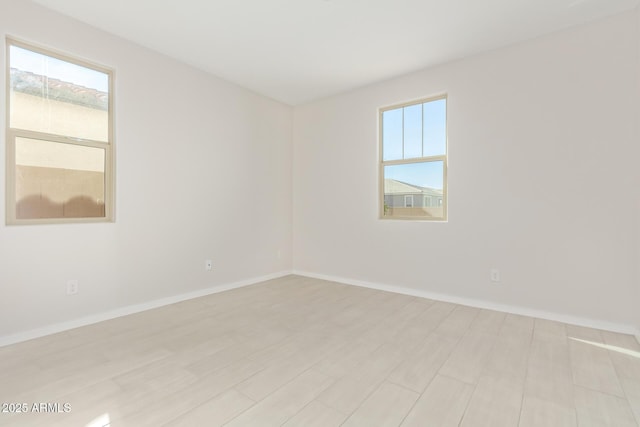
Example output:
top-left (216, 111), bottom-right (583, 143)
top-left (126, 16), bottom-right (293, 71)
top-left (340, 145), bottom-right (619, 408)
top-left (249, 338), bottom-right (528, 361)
top-left (32, 0), bottom-right (639, 105)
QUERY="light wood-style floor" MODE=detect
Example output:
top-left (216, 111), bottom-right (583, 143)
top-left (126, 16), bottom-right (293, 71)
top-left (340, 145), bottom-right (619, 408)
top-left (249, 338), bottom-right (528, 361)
top-left (1, 275), bottom-right (639, 427)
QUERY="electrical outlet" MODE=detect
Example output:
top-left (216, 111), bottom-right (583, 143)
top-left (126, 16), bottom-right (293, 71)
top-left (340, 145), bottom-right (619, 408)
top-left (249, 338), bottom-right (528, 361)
top-left (66, 280), bottom-right (79, 295)
top-left (490, 269), bottom-right (501, 283)
top-left (205, 260), bottom-right (213, 271)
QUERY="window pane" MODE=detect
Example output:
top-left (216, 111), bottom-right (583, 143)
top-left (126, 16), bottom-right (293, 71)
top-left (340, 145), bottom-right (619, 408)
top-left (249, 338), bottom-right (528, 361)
top-left (423, 98), bottom-right (446, 156)
top-left (10, 45), bottom-right (109, 142)
top-left (15, 137), bottom-right (106, 219)
top-left (383, 161), bottom-right (444, 219)
top-left (382, 108), bottom-right (402, 161)
top-left (403, 104), bottom-right (422, 159)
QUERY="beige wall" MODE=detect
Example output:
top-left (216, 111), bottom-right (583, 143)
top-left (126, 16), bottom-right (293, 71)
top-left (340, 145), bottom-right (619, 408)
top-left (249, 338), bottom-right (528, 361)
top-left (16, 165), bottom-right (105, 219)
top-left (11, 91), bottom-right (109, 142)
top-left (0, 0), bottom-right (293, 339)
top-left (12, 93), bottom-right (108, 219)
top-left (293, 10), bottom-right (640, 330)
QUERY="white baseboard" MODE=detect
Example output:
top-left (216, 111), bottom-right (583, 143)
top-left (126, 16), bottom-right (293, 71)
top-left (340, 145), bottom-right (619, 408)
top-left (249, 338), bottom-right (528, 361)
top-left (0, 270), bottom-right (292, 348)
top-left (292, 270), bottom-right (638, 336)
top-left (3, 269), bottom-right (636, 347)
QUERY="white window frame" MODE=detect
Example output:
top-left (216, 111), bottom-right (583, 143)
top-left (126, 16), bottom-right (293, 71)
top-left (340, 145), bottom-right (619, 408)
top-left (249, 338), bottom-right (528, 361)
top-left (5, 38), bottom-right (115, 225)
top-left (379, 95), bottom-right (448, 221)
top-left (404, 195), bottom-right (414, 208)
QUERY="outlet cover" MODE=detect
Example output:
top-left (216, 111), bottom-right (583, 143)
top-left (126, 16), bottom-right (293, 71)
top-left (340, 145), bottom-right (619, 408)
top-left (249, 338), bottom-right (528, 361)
top-left (67, 280), bottom-right (79, 295)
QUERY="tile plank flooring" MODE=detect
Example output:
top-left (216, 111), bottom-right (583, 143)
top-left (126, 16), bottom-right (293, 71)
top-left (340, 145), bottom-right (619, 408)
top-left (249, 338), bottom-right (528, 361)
top-left (1, 275), bottom-right (639, 426)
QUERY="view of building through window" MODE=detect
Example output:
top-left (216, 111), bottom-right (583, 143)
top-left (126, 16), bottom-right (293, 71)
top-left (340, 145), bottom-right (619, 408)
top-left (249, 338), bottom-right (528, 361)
top-left (7, 41), bottom-right (112, 222)
top-left (380, 96), bottom-right (447, 220)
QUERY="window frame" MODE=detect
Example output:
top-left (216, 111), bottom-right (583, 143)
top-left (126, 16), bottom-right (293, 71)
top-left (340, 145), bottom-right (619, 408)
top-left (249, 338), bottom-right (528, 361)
top-left (5, 37), bottom-right (115, 225)
top-left (404, 195), bottom-right (414, 208)
top-left (378, 94), bottom-right (448, 221)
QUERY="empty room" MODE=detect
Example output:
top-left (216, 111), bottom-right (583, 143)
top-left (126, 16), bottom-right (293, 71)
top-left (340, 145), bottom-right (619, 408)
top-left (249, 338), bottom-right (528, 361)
top-left (1, 0), bottom-right (640, 426)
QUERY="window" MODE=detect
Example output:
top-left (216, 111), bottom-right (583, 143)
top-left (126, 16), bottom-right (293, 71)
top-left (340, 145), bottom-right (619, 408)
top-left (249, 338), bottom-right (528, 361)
top-left (379, 95), bottom-right (447, 220)
top-left (404, 195), bottom-right (414, 208)
top-left (6, 39), bottom-right (114, 224)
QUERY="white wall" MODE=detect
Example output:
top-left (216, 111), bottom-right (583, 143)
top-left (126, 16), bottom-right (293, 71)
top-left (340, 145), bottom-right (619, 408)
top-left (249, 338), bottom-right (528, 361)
top-left (0, 0), bottom-right (293, 339)
top-left (293, 10), bottom-right (640, 330)
top-left (636, 6), bottom-right (640, 340)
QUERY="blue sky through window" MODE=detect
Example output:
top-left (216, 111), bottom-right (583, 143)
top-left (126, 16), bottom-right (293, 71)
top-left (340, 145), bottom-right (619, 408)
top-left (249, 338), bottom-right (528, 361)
top-left (382, 98), bottom-right (446, 189)
top-left (10, 45), bottom-right (109, 92)
top-left (404, 104), bottom-right (422, 158)
top-left (382, 99), bottom-right (446, 160)
top-left (385, 161), bottom-right (444, 190)
top-left (423, 99), bottom-right (446, 156)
